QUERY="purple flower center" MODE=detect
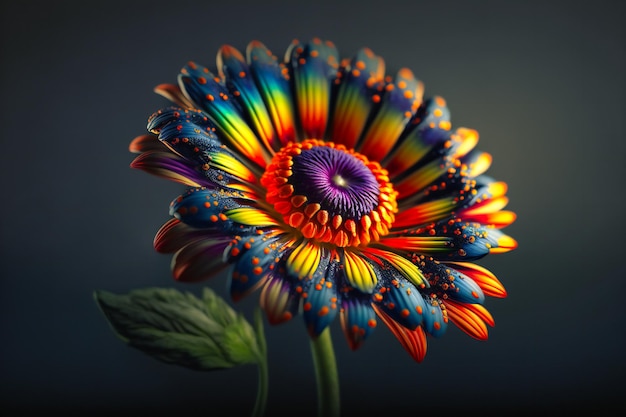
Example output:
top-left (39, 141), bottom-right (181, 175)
top-left (290, 146), bottom-right (380, 219)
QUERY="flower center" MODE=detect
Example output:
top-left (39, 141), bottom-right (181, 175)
top-left (261, 139), bottom-right (398, 247)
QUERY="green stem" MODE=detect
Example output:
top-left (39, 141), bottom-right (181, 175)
top-left (251, 308), bottom-right (268, 417)
top-left (310, 328), bottom-right (340, 417)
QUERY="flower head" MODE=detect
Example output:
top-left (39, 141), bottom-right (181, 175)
top-left (130, 38), bottom-right (517, 361)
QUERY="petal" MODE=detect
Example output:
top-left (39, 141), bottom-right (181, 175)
top-left (374, 236), bottom-right (451, 256)
top-left (443, 300), bottom-right (492, 340)
top-left (260, 273), bottom-right (300, 324)
top-left (420, 258), bottom-right (485, 304)
top-left (389, 220), bottom-right (517, 261)
top-left (285, 240), bottom-right (324, 280)
top-left (287, 38), bottom-right (339, 139)
top-left (358, 68), bottom-right (424, 160)
top-left (460, 149), bottom-right (492, 178)
top-left (456, 182), bottom-right (517, 228)
top-left (435, 220), bottom-right (517, 260)
top-left (178, 62), bottom-right (270, 167)
top-left (371, 272), bottom-right (426, 330)
top-left (129, 134), bottom-right (167, 154)
top-left (421, 295), bottom-right (448, 337)
top-left (392, 197), bottom-right (458, 229)
top-left (383, 97), bottom-right (451, 178)
top-left (153, 218), bottom-right (209, 253)
top-left (445, 261), bottom-right (507, 298)
top-left (373, 305), bottom-right (428, 362)
top-left (330, 48), bottom-right (385, 149)
top-left (450, 127), bottom-right (479, 159)
top-left (153, 83), bottom-right (194, 108)
top-left (393, 127), bottom-right (481, 203)
top-left (303, 261), bottom-right (340, 337)
top-left (169, 187), bottom-right (252, 231)
top-left (342, 250), bottom-right (378, 293)
top-left (340, 295), bottom-right (377, 350)
top-left (363, 247), bottom-right (428, 289)
top-left (226, 234), bottom-right (286, 301)
top-left (218, 45), bottom-right (280, 151)
top-left (397, 176), bottom-right (508, 226)
top-left (171, 238), bottom-right (230, 282)
top-left (148, 107), bottom-right (260, 186)
top-left (393, 155), bottom-right (453, 201)
top-left (246, 40), bottom-right (296, 145)
top-left (130, 151), bottom-right (205, 187)
top-left (224, 207), bottom-right (280, 227)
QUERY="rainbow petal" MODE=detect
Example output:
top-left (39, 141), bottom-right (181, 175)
top-left (375, 236), bottom-right (451, 255)
top-left (392, 197), bottom-right (458, 229)
top-left (178, 62), bottom-right (270, 167)
top-left (357, 68), bottom-right (423, 160)
top-left (246, 41), bottom-right (296, 145)
top-left (146, 107), bottom-right (261, 188)
top-left (382, 96), bottom-right (451, 178)
top-left (218, 45), bottom-right (279, 152)
top-left (330, 48), bottom-right (385, 149)
top-left (287, 38), bottom-right (339, 139)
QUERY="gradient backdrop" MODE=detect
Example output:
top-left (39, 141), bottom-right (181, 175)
top-left (1, 0), bottom-right (624, 415)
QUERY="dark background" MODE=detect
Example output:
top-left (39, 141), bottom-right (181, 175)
top-left (1, 0), bottom-right (624, 415)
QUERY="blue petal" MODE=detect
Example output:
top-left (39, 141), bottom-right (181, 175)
top-left (340, 293), bottom-right (377, 350)
top-left (225, 234), bottom-right (285, 301)
top-left (420, 259), bottom-right (485, 304)
top-left (414, 96), bottom-right (451, 134)
top-left (169, 187), bottom-right (251, 231)
top-left (148, 107), bottom-right (221, 162)
top-left (302, 260), bottom-right (340, 337)
top-left (370, 265), bottom-right (426, 330)
top-left (436, 220), bottom-right (508, 260)
top-left (421, 295), bottom-right (448, 337)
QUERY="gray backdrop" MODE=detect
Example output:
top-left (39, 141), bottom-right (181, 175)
top-left (1, 0), bottom-right (624, 415)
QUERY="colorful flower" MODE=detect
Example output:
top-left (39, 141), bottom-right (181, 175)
top-left (130, 38), bottom-right (517, 361)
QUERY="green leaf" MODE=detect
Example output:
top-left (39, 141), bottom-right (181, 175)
top-left (94, 287), bottom-right (262, 371)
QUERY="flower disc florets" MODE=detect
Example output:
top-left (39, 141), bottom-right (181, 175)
top-left (261, 139), bottom-right (398, 247)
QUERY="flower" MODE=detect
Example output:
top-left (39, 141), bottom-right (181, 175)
top-left (130, 38), bottom-right (517, 362)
